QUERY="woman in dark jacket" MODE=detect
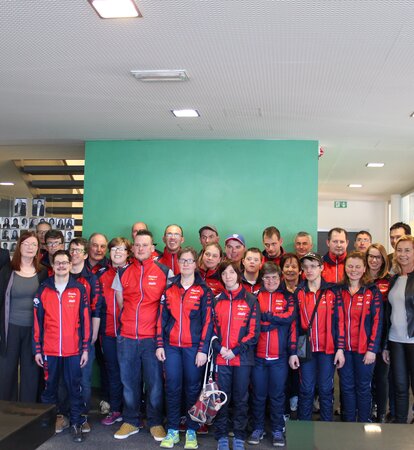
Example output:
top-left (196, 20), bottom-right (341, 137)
top-left (0, 231), bottom-right (48, 402)
top-left (383, 235), bottom-right (414, 423)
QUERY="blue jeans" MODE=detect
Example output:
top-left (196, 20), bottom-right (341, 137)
top-left (251, 356), bottom-right (288, 431)
top-left (164, 345), bottom-right (203, 430)
top-left (102, 335), bottom-right (123, 412)
top-left (339, 351), bottom-right (374, 422)
top-left (298, 352), bottom-right (335, 421)
top-left (117, 336), bottom-right (164, 427)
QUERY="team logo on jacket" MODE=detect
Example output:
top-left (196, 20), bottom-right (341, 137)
top-left (148, 275), bottom-right (158, 286)
top-left (33, 298), bottom-right (40, 306)
top-left (236, 303), bottom-right (248, 319)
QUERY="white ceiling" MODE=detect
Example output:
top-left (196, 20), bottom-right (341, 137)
top-left (0, 0), bottom-right (413, 200)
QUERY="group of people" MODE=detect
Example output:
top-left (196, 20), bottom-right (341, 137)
top-left (0, 219), bottom-right (413, 448)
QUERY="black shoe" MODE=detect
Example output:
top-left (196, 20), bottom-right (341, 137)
top-left (377, 414), bottom-right (386, 424)
top-left (71, 425), bottom-right (84, 443)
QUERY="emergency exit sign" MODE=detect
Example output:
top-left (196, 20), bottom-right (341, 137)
top-left (334, 201), bottom-right (347, 208)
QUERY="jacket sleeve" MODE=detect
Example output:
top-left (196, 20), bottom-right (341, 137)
top-left (80, 285), bottom-right (91, 353)
top-left (232, 298), bottom-right (260, 356)
top-left (198, 286), bottom-right (213, 354)
top-left (335, 287), bottom-right (345, 350)
top-left (367, 287), bottom-right (383, 353)
top-left (33, 287), bottom-right (44, 355)
top-left (90, 275), bottom-right (103, 318)
top-left (156, 291), bottom-right (168, 348)
top-left (211, 297), bottom-right (223, 353)
top-left (262, 292), bottom-right (296, 328)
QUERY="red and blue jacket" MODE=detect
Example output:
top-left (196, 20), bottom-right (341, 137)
top-left (322, 252), bottom-right (346, 283)
top-left (197, 267), bottom-right (224, 297)
top-left (336, 283), bottom-right (383, 354)
top-left (212, 285), bottom-right (260, 366)
top-left (117, 257), bottom-right (170, 340)
top-left (157, 272), bottom-right (213, 353)
top-left (86, 257), bottom-right (110, 276)
top-left (72, 264), bottom-right (103, 318)
top-left (33, 276), bottom-right (91, 357)
top-left (256, 287), bottom-right (296, 359)
top-left (158, 248), bottom-right (180, 275)
top-left (99, 263), bottom-right (130, 338)
top-left (262, 248), bottom-right (285, 266)
top-left (241, 274), bottom-right (261, 294)
top-left (294, 279), bottom-right (339, 354)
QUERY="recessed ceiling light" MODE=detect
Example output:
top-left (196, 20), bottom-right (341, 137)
top-left (366, 162), bottom-right (385, 168)
top-left (0, 182), bottom-right (14, 186)
top-left (348, 184), bottom-right (362, 188)
top-left (88, 0), bottom-right (141, 19)
top-left (172, 109), bottom-right (200, 118)
top-left (410, 111), bottom-right (414, 118)
top-left (131, 70), bottom-right (188, 82)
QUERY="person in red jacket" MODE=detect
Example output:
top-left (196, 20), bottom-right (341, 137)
top-left (241, 248), bottom-right (262, 293)
top-left (262, 226), bottom-right (285, 266)
top-left (33, 250), bottom-right (91, 443)
top-left (99, 237), bottom-right (132, 426)
top-left (322, 228), bottom-right (349, 283)
top-left (212, 260), bottom-right (259, 450)
top-left (112, 230), bottom-right (172, 442)
top-left (248, 262), bottom-right (295, 448)
top-left (197, 243), bottom-right (224, 296)
top-left (336, 251), bottom-right (383, 422)
top-left (289, 252), bottom-right (345, 422)
top-left (366, 243), bottom-right (391, 423)
top-left (158, 224), bottom-right (184, 275)
top-left (156, 246), bottom-right (213, 450)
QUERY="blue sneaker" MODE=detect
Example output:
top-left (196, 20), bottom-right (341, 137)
top-left (272, 431), bottom-right (286, 447)
top-left (247, 429), bottom-right (264, 445)
top-left (217, 437), bottom-right (230, 450)
top-left (233, 438), bottom-right (245, 450)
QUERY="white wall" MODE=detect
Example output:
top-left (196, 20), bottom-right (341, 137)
top-left (318, 199), bottom-right (389, 250)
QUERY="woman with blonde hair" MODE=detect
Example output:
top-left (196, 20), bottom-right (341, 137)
top-left (337, 251), bottom-right (382, 422)
top-left (383, 235), bottom-right (414, 423)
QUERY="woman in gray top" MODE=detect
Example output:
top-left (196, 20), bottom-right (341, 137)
top-left (0, 231), bottom-right (48, 402)
top-left (383, 235), bottom-right (414, 423)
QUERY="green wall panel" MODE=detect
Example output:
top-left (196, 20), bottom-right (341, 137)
top-left (83, 140), bottom-right (318, 251)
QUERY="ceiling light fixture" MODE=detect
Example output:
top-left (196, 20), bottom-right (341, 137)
top-left (0, 182), bottom-right (15, 186)
top-left (172, 109), bottom-right (200, 118)
top-left (131, 70), bottom-right (188, 82)
top-left (366, 162), bottom-right (384, 168)
top-left (88, 0), bottom-right (142, 19)
top-left (348, 184), bottom-right (362, 188)
top-left (410, 111), bottom-right (414, 118)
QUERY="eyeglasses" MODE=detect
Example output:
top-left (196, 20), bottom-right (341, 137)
top-left (178, 258), bottom-right (195, 265)
top-left (69, 248), bottom-right (85, 255)
top-left (21, 242), bottom-right (38, 248)
top-left (166, 233), bottom-right (182, 238)
top-left (110, 247), bottom-right (127, 252)
top-left (53, 261), bottom-right (70, 267)
top-left (47, 241), bottom-right (62, 248)
top-left (367, 254), bottom-right (382, 261)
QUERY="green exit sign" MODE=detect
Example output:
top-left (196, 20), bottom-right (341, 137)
top-left (334, 201), bottom-right (347, 208)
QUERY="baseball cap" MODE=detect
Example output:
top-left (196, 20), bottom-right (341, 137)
top-left (225, 233), bottom-right (246, 247)
top-left (300, 252), bottom-right (323, 265)
top-left (199, 225), bottom-right (218, 236)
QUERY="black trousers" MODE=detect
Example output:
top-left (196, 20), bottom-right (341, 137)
top-left (0, 323), bottom-right (41, 402)
top-left (389, 341), bottom-right (414, 423)
top-left (373, 352), bottom-right (389, 417)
